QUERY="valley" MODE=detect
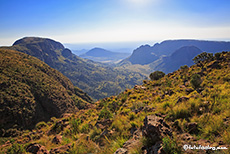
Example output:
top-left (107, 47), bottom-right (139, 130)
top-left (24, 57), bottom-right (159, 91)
top-left (0, 48), bottom-right (229, 153)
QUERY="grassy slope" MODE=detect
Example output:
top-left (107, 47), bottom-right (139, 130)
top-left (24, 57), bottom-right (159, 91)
top-left (1, 51), bottom-right (230, 153)
top-left (0, 48), bottom-right (92, 135)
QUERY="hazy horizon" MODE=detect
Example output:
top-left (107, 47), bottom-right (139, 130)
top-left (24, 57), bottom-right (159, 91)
top-left (1, 0), bottom-right (230, 46)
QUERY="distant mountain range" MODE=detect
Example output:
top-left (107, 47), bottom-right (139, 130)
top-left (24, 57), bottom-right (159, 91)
top-left (120, 39), bottom-right (230, 74)
top-left (80, 47), bottom-right (130, 63)
top-left (71, 49), bottom-right (88, 56)
top-left (9, 37), bottom-right (145, 100)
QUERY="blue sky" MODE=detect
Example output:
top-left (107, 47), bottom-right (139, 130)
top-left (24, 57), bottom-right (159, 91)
top-left (0, 0), bottom-right (230, 46)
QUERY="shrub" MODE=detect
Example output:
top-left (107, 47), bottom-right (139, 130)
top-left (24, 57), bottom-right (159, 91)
top-left (180, 65), bottom-right (189, 70)
top-left (6, 143), bottom-right (25, 154)
top-left (163, 102), bottom-right (170, 109)
top-left (80, 124), bottom-right (89, 133)
top-left (89, 127), bottom-right (101, 141)
top-left (149, 71), bottom-right (165, 80)
top-left (98, 108), bottom-right (113, 120)
top-left (130, 121), bottom-right (138, 128)
top-left (35, 121), bottom-right (47, 129)
top-left (70, 118), bottom-right (81, 134)
top-left (214, 52), bottom-right (221, 60)
top-left (162, 136), bottom-right (181, 154)
top-left (193, 52), bottom-right (213, 64)
top-left (129, 112), bottom-right (137, 121)
top-left (131, 102), bottom-right (144, 110)
top-left (190, 74), bottom-right (202, 89)
top-left (170, 106), bottom-right (191, 120)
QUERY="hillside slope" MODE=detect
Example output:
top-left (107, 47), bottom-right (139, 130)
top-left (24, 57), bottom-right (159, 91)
top-left (0, 48), bottom-right (92, 136)
top-left (10, 37), bottom-right (145, 100)
top-left (150, 46), bottom-right (203, 73)
top-left (1, 51), bottom-right (229, 153)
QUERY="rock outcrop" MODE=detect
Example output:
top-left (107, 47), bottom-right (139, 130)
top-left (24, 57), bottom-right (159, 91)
top-left (26, 143), bottom-right (49, 154)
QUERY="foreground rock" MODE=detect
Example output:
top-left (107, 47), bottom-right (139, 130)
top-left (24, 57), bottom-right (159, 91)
top-left (114, 129), bottom-right (142, 154)
top-left (143, 115), bottom-right (172, 142)
top-left (26, 143), bottom-right (49, 154)
top-left (142, 115), bottom-right (172, 154)
top-left (49, 143), bottom-right (72, 154)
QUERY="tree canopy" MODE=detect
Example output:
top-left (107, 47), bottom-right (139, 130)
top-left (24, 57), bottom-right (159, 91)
top-left (149, 71), bottom-right (165, 80)
top-left (193, 52), bottom-right (213, 64)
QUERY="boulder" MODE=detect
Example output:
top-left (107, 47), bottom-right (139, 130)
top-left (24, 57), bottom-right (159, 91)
top-left (52, 135), bottom-right (62, 144)
top-left (95, 119), bottom-right (113, 130)
top-left (181, 133), bottom-right (197, 141)
top-left (134, 85), bottom-right (147, 90)
top-left (164, 90), bottom-right (174, 96)
top-left (186, 122), bottom-right (199, 134)
top-left (49, 143), bottom-right (72, 154)
top-left (114, 148), bottom-right (128, 154)
top-left (26, 143), bottom-right (49, 154)
top-left (142, 115), bottom-right (172, 144)
top-left (185, 88), bottom-right (194, 94)
top-left (132, 107), bottom-right (144, 114)
top-left (123, 139), bottom-right (141, 151)
top-left (176, 96), bottom-right (189, 104)
top-left (132, 129), bottom-right (142, 140)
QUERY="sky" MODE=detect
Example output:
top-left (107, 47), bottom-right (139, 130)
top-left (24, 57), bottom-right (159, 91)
top-left (0, 0), bottom-right (230, 48)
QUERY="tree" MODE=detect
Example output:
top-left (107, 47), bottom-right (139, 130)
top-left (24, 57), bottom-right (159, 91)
top-left (190, 74), bottom-right (202, 89)
top-left (180, 65), bottom-right (189, 70)
top-left (193, 52), bottom-right (213, 64)
top-left (149, 71), bottom-right (165, 80)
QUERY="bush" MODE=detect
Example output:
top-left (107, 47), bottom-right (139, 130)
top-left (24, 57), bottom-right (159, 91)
top-left (162, 136), bottom-right (181, 154)
top-left (35, 121), bottom-right (47, 129)
top-left (149, 71), bottom-right (165, 80)
top-left (190, 74), bottom-right (202, 89)
top-left (80, 124), bottom-right (89, 133)
top-left (131, 102), bottom-right (144, 110)
top-left (6, 143), bottom-right (25, 154)
top-left (98, 108), bottom-right (113, 120)
top-left (180, 65), bottom-right (189, 70)
top-left (89, 127), bottom-right (101, 141)
top-left (193, 52), bottom-right (213, 64)
top-left (70, 118), bottom-right (81, 134)
top-left (214, 52), bottom-right (221, 60)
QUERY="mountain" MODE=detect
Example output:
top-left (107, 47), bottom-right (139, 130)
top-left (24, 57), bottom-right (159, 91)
top-left (118, 39), bottom-right (230, 76)
top-left (150, 46), bottom-right (203, 73)
top-left (80, 47), bottom-right (130, 63)
top-left (120, 39), bottom-right (230, 66)
top-left (71, 49), bottom-right (88, 56)
top-left (120, 45), bottom-right (158, 65)
top-left (1, 51), bottom-right (229, 153)
top-left (10, 37), bottom-right (145, 100)
top-left (0, 48), bottom-right (92, 136)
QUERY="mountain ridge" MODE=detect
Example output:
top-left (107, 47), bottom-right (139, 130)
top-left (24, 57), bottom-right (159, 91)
top-left (120, 39), bottom-right (230, 66)
top-left (9, 37), bottom-right (145, 100)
